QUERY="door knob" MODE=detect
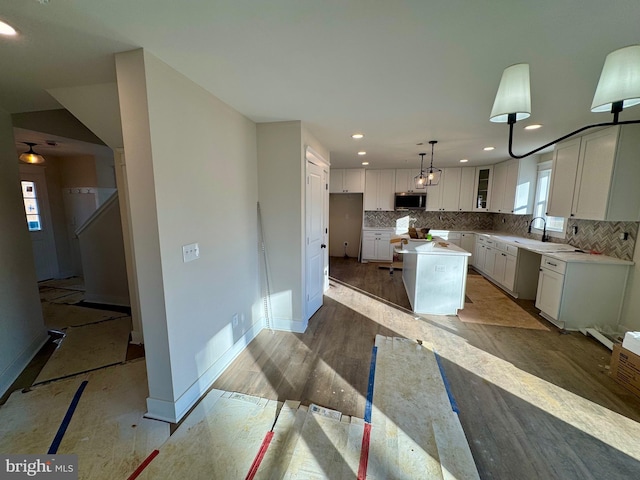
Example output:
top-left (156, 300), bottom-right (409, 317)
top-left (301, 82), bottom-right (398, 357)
top-left (321, 244), bottom-right (327, 248)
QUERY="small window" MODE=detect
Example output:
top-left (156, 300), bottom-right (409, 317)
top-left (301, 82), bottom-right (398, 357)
top-left (21, 181), bottom-right (42, 231)
top-left (532, 165), bottom-right (564, 234)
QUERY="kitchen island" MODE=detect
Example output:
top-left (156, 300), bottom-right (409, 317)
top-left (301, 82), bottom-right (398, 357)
top-left (396, 238), bottom-right (472, 315)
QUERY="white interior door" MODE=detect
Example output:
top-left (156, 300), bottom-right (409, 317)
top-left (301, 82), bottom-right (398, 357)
top-left (305, 160), bottom-right (325, 320)
top-left (20, 166), bottom-right (58, 281)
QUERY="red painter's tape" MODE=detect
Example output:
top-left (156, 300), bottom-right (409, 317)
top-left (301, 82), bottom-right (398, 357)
top-left (245, 430), bottom-right (275, 480)
top-left (127, 449), bottom-right (159, 480)
top-left (357, 422), bottom-right (372, 480)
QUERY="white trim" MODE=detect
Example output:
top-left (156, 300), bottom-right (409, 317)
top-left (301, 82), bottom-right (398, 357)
top-left (305, 146), bottom-right (330, 168)
top-left (0, 332), bottom-right (49, 398)
top-left (269, 317), bottom-right (308, 333)
top-left (144, 321), bottom-right (264, 423)
top-left (130, 330), bottom-right (144, 345)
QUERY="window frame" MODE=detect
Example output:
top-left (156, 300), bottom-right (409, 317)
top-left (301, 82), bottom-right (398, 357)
top-left (531, 161), bottom-right (565, 239)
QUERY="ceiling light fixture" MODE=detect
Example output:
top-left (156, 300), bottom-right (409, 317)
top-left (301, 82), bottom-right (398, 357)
top-left (483, 146), bottom-right (495, 151)
top-left (19, 142), bottom-right (45, 164)
top-left (491, 45), bottom-right (640, 159)
top-left (415, 140), bottom-right (441, 188)
top-left (351, 133), bottom-right (364, 139)
top-left (358, 151), bottom-right (366, 155)
top-left (0, 20), bottom-right (17, 36)
top-left (459, 159), bottom-right (469, 163)
top-left (524, 124), bottom-right (542, 130)
top-left (361, 161), bottom-right (369, 165)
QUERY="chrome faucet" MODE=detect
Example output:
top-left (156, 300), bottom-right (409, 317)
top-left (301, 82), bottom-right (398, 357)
top-left (528, 217), bottom-right (548, 242)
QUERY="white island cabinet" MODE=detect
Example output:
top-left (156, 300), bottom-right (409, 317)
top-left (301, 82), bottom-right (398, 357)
top-left (399, 238), bottom-right (471, 315)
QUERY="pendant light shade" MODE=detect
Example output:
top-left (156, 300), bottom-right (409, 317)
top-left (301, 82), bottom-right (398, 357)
top-left (19, 142), bottom-right (45, 164)
top-left (414, 140), bottom-right (441, 188)
top-left (591, 45), bottom-right (640, 113)
top-left (490, 63), bottom-right (531, 123)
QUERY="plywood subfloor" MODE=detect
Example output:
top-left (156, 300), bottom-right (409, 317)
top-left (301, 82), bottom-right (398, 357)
top-left (41, 302), bottom-right (129, 330)
top-left (34, 317), bottom-right (132, 384)
top-left (0, 360), bottom-right (169, 479)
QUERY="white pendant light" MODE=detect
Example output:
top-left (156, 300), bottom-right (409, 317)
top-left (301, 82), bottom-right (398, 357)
top-left (490, 46), bottom-right (640, 158)
top-left (19, 142), bottom-right (45, 164)
top-left (591, 45), bottom-right (640, 113)
top-left (490, 63), bottom-right (531, 123)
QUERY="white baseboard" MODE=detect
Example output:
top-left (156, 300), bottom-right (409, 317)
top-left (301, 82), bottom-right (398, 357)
top-left (0, 332), bottom-right (49, 398)
top-left (268, 316), bottom-right (308, 333)
top-left (130, 329), bottom-right (144, 345)
top-left (145, 320), bottom-right (264, 423)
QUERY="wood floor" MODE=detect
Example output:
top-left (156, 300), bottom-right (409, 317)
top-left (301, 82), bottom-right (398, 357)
top-left (214, 256), bottom-right (640, 479)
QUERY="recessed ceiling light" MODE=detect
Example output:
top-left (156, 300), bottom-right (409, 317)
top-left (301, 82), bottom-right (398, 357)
top-left (483, 146), bottom-right (495, 151)
top-left (524, 124), bottom-right (542, 130)
top-left (361, 161), bottom-right (369, 165)
top-left (358, 151), bottom-right (366, 155)
top-left (459, 159), bottom-right (469, 163)
top-left (0, 20), bottom-right (17, 36)
top-left (351, 133), bottom-right (364, 139)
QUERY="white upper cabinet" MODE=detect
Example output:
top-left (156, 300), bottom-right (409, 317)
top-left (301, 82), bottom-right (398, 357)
top-left (489, 157), bottom-right (537, 214)
top-left (458, 167), bottom-right (476, 212)
top-left (395, 169), bottom-right (426, 193)
top-left (548, 124), bottom-right (640, 221)
top-left (364, 169), bottom-right (396, 211)
top-left (330, 168), bottom-right (365, 193)
top-left (424, 167), bottom-right (481, 212)
top-left (440, 168), bottom-right (463, 211)
top-left (473, 166), bottom-right (493, 211)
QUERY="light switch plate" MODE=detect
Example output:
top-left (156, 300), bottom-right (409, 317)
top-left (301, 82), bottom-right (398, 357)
top-left (182, 243), bottom-right (200, 262)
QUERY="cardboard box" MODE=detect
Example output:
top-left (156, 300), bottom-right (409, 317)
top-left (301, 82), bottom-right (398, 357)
top-left (610, 344), bottom-right (640, 398)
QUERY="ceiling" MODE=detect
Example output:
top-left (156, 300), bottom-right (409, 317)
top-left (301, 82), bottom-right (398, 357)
top-left (1, 1), bottom-right (639, 169)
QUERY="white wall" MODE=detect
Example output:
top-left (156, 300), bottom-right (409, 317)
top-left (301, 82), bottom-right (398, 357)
top-left (257, 122), bottom-right (304, 329)
top-left (0, 109), bottom-right (48, 397)
top-left (116, 49), bottom-right (262, 422)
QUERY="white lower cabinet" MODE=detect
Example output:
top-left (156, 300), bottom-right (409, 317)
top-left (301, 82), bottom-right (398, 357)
top-left (361, 230), bottom-right (393, 262)
top-left (461, 233), bottom-right (475, 266)
top-left (534, 255), bottom-right (630, 330)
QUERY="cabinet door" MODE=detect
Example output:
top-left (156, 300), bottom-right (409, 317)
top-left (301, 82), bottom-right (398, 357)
top-left (362, 234), bottom-right (376, 260)
top-left (379, 234), bottom-right (393, 261)
top-left (490, 162), bottom-right (508, 213)
top-left (503, 161), bottom-right (520, 214)
top-left (441, 168), bottom-right (462, 211)
top-left (425, 183), bottom-right (442, 211)
top-left (329, 169), bottom-right (345, 193)
top-left (547, 137), bottom-right (581, 218)
top-left (572, 127), bottom-right (618, 220)
top-left (377, 170), bottom-right (396, 211)
top-left (535, 268), bottom-right (565, 320)
top-left (493, 252), bottom-right (507, 283)
top-left (474, 167), bottom-right (492, 211)
top-left (395, 169), bottom-right (410, 193)
top-left (484, 247), bottom-right (497, 276)
top-left (461, 233), bottom-right (475, 265)
top-left (474, 243), bottom-right (486, 271)
top-left (458, 167), bottom-right (476, 211)
top-left (344, 169), bottom-right (365, 193)
top-left (504, 253), bottom-right (517, 291)
top-left (364, 170), bottom-right (379, 210)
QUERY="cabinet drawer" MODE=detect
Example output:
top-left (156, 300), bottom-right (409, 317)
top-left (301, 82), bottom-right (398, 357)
top-left (541, 256), bottom-right (566, 274)
top-left (506, 244), bottom-right (519, 256)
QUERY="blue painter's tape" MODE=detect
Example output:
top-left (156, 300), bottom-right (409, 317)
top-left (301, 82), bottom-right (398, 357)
top-left (48, 380), bottom-right (88, 454)
top-left (364, 345), bottom-right (378, 424)
top-left (434, 352), bottom-right (459, 414)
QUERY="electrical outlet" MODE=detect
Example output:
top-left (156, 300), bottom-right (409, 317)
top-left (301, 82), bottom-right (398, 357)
top-left (572, 225), bottom-right (578, 235)
top-left (182, 243), bottom-right (200, 262)
top-left (620, 232), bottom-right (629, 240)
top-left (232, 313), bottom-right (239, 327)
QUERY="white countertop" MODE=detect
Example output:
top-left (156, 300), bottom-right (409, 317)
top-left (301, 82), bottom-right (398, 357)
top-left (474, 232), bottom-right (633, 266)
top-left (395, 237), bottom-right (472, 256)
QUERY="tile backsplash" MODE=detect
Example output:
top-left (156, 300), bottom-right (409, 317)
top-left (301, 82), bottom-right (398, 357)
top-left (364, 211), bottom-right (638, 261)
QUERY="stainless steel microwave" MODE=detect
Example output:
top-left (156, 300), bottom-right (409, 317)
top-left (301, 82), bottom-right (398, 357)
top-left (394, 192), bottom-right (427, 210)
